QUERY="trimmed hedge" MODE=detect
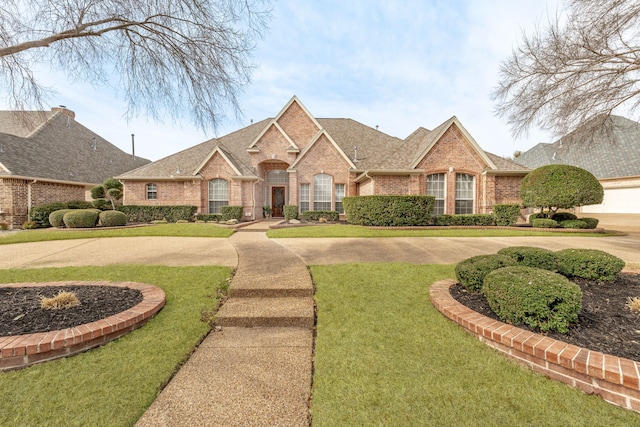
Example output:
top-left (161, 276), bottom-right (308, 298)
top-left (454, 254), bottom-right (518, 291)
top-left (556, 249), bottom-right (625, 283)
top-left (63, 210), bottom-right (99, 228)
top-left (343, 195), bottom-right (434, 226)
top-left (284, 205), bottom-right (298, 220)
top-left (492, 204), bottom-right (520, 226)
top-left (497, 246), bottom-right (558, 271)
top-left (433, 214), bottom-right (495, 226)
top-left (528, 212), bottom-right (548, 224)
top-left (221, 206), bottom-right (243, 221)
top-left (559, 219), bottom-right (587, 229)
top-left (579, 217), bottom-right (599, 229)
top-left (483, 266), bottom-right (582, 333)
top-left (301, 210), bottom-right (339, 221)
top-left (531, 218), bottom-right (558, 228)
top-left (49, 209), bottom-right (74, 228)
top-left (195, 214), bottom-right (222, 222)
top-left (99, 210), bottom-right (128, 227)
top-left (117, 205), bottom-right (197, 223)
top-left (551, 212), bottom-right (578, 222)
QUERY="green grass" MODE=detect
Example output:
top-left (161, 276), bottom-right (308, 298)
top-left (311, 263), bottom-right (640, 426)
top-left (0, 265), bottom-right (232, 427)
top-left (0, 223), bottom-right (234, 245)
top-left (268, 224), bottom-right (607, 238)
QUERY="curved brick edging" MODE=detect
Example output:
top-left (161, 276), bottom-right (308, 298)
top-left (0, 281), bottom-right (165, 371)
top-left (430, 279), bottom-right (640, 413)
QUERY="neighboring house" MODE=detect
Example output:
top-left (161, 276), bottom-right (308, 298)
top-left (516, 115), bottom-right (640, 214)
top-left (0, 107), bottom-right (150, 228)
top-left (117, 96), bottom-right (529, 220)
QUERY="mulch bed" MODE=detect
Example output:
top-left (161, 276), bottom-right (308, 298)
top-left (450, 272), bottom-right (640, 362)
top-left (0, 286), bottom-right (143, 337)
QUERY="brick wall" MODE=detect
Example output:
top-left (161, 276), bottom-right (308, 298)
top-left (250, 124), bottom-right (298, 168)
top-left (276, 101), bottom-right (320, 150)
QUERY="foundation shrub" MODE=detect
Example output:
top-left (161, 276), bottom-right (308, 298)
top-left (195, 213), bottom-right (222, 222)
top-left (433, 214), bottom-right (495, 226)
top-left (528, 212), bottom-right (548, 223)
top-left (497, 246), bottom-right (558, 271)
top-left (492, 204), bottom-right (520, 226)
top-left (99, 210), bottom-right (128, 227)
top-left (62, 210), bottom-right (99, 228)
top-left (301, 210), bottom-right (339, 221)
top-left (555, 249), bottom-right (625, 282)
top-left (117, 205), bottom-right (197, 223)
top-left (578, 217), bottom-right (599, 229)
top-left (22, 221), bottom-right (37, 229)
top-left (531, 218), bottom-right (558, 228)
top-left (29, 203), bottom-right (71, 228)
top-left (221, 206), bottom-right (243, 221)
top-left (343, 195), bottom-right (434, 226)
top-left (551, 212), bottom-right (578, 222)
top-left (483, 266), bottom-right (582, 333)
top-left (49, 209), bottom-right (74, 228)
top-left (455, 254), bottom-right (518, 292)
top-left (284, 205), bottom-right (298, 220)
top-left (559, 219), bottom-right (587, 229)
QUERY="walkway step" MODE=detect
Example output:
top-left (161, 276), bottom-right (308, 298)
top-left (216, 297), bottom-right (314, 328)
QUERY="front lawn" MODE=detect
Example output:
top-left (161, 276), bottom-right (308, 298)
top-left (0, 223), bottom-right (234, 245)
top-left (0, 265), bottom-right (232, 426)
top-left (311, 263), bottom-right (639, 425)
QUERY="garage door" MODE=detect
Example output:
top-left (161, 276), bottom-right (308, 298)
top-left (581, 187), bottom-right (640, 214)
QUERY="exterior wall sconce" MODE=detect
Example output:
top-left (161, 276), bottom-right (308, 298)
top-left (448, 166), bottom-right (454, 173)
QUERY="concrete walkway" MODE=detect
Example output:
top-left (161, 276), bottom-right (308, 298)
top-left (136, 221), bottom-right (315, 427)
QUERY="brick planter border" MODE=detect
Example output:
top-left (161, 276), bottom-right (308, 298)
top-left (430, 279), bottom-right (640, 413)
top-left (0, 281), bottom-right (165, 371)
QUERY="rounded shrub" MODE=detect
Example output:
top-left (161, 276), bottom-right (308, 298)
top-left (49, 209), bottom-right (74, 228)
top-left (531, 218), bottom-right (558, 228)
top-left (551, 212), bottom-right (578, 222)
top-left (528, 212), bottom-right (548, 224)
top-left (578, 217), bottom-right (599, 229)
top-left (559, 219), bottom-right (587, 229)
top-left (483, 266), bottom-right (582, 333)
top-left (62, 210), bottom-right (99, 228)
top-left (99, 210), bottom-right (127, 227)
top-left (497, 246), bottom-right (558, 271)
top-left (555, 249), bottom-right (625, 282)
top-left (454, 254), bottom-right (518, 292)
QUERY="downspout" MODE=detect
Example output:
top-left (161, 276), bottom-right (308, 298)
top-left (27, 180), bottom-right (37, 213)
top-left (252, 180), bottom-right (257, 221)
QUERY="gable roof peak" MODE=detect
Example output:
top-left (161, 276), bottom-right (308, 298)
top-left (274, 95), bottom-right (322, 130)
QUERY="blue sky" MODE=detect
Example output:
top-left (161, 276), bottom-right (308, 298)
top-left (41, 0), bottom-right (562, 161)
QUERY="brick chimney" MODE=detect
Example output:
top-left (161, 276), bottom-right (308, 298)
top-left (51, 106), bottom-right (76, 119)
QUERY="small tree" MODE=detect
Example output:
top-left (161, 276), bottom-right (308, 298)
top-left (520, 165), bottom-right (603, 214)
top-left (91, 178), bottom-right (123, 210)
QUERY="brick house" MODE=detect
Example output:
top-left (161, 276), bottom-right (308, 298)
top-left (117, 96), bottom-right (528, 219)
top-left (0, 108), bottom-right (149, 228)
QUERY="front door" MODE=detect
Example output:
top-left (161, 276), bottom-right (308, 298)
top-left (272, 187), bottom-right (285, 217)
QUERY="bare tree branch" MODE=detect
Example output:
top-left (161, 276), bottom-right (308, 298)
top-left (0, 0), bottom-right (272, 132)
top-left (494, 0), bottom-right (640, 139)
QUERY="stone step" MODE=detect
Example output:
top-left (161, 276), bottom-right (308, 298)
top-left (216, 297), bottom-right (314, 328)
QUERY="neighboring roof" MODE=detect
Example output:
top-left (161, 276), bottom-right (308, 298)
top-left (0, 110), bottom-right (150, 184)
top-left (515, 115), bottom-right (640, 179)
top-left (117, 97), bottom-right (526, 180)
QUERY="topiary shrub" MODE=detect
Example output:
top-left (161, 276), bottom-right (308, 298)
top-left (578, 217), bottom-right (599, 229)
top-left (221, 205), bottom-right (243, 221)
top-left (99, 210), bottom-right (128, 227)
top-left (555, 249), bottom-right (625, 282)
top-left (559, 219), bottom-right (587, 229)
top-left (49, 209), bottom-right (74, 228)
top-left (551, 212), bottom-right (578, 222)
top-left (483, 266), bottom-right (582, 333)
top-left (497, 246), bottom-right (558, 271)
top-left (531, 218), bottom-right (558, 228)
top-left (92, 199), bottom-right (112, 210)
top-left (455, 254), bottom-right (518, 292)
top-left (62, 210), bottom-right (99, 228)
top-left (284, 205), bottom-right (298, 220)
top-left (493, 204), bottom-right (521, 226)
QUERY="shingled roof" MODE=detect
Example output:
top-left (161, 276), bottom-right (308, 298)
top-left (0, 110), bottom-right (150, 184)
top-left (515, 115), bottom-right (640, 179)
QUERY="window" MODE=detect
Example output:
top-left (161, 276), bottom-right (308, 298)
top-left (300, 183), bottom-right (310, 212)
top-left (335, 184), bottom-right (345, 214)
top-left (455, 173), bottom-right (474, 214)
top-left (266, 170), bottom-right (287, 184)
top-left (313, 174), bottom-right (332, 210)
top-left (146, 183), bottom-right (157, 200)
top-left (208, 179), bottom-right (228, 214)
top-left (426, 173), bottom-right (445, 215)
